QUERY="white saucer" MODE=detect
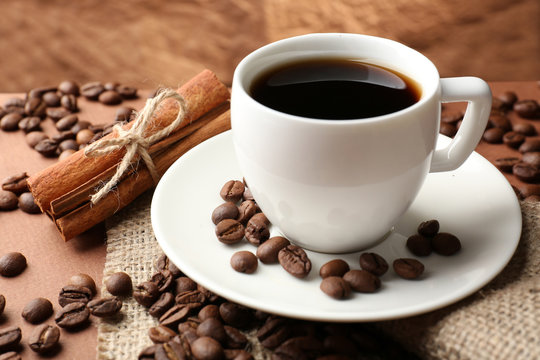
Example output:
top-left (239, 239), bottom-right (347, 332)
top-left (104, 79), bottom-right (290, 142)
top-left (151, 131), bottom-right (521, 322)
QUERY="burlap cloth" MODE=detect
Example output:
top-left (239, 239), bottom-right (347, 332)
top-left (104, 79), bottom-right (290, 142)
top-left (96, 191), bottom-right (539, 360)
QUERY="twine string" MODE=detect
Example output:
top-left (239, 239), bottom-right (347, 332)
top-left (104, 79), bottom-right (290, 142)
top-left (84, 88), bottom-right (187, 204)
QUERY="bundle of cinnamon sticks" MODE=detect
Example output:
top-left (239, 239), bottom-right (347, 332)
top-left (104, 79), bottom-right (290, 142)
top-left (27, 70), bottom-right (231, 241)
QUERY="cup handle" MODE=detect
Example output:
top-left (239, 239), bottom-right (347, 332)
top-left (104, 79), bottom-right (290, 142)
top-left (430, 77), bottom-right (492, 172)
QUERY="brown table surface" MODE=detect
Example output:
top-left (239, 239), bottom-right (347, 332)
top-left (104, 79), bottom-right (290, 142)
top-left (0, 82), bottom-right (539, 359)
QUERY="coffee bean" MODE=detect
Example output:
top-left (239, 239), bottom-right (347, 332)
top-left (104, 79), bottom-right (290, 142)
top-left (54, 301), bottom-right (90, 328)
top-left (58, 285), bottom-right (92, 307)
top-left (0, 252), bottom-right (26, 277)
top-left (61, 94), bottom-right (78, 112)
top-left (43, 91), bottom-right (61, 107)
top-left (432, 232), bottom-right (462, 255)
top-left (115, 106), bottom-right (135, 122)
top-left (18, 192), bottom-right (41, 214)
top-left (273, 336), bottom-right (323, 359)
top-left (87, 296), bottom-right (122, 317)
top-left (138, 344), bottom-right (158, 360)
top-left (393, 258), bottom-right (424, 279)
top-left (58, 80), bottom-right (80, 96)
top-left (105, 271), bottom-right (133, 296)
top-left (441, 111), bottom-right (463, 124)
top-left (223, 349), bottom-right (253, 360)
top-left (245, 213), bottom-right (270, 246)
top-left (18, 116), bottom-right (41, 133)
top-left (319, 259), bottom-right (350, 278)
top-left (117, 85), bottom-right (138, 99)
top-left (320, 276), bottom-right (351, 299)
top-left (197, 318), bottom-right (227, 344)
top-left (219, 302), bottom-right (252, 328)
top-left (494, 157), bottom-right (520, 173)
top-left (0, 326), bottom-right (22, 352)
top-left (417, 219), bottom-right (439, 237)
top-left (178, 320), bottom-right (199, 334)
top-left (236, 200), bottom-right (257, 224)
top-left (174, 277), bottom-right (197, 294)
top-left (2, 173), bottom-right (28, 195)
top-left (256, 236), bottom-right (290, 264)
top-left (28, 86), bottom-right (57, 99)
top-left (199, 304), bottom-right (221, 321)
top-left (0, 294), bottom-right (5, 316)
top-left (503, 131), bottom-right (525, 149)
top-left (104, 82), bottom-right (119, 91)
top-left (256, 317), bottom-right (291, 349)
top-left (26, 131), bottom-right (48, 148)
top-left (34, 139), bottom-right (59, 157)
top-left (175, 290), bottom-right (207, 305)
top-left (406, 234), bottom-right (432, 256)
top-left (278, 245), bottom-right (311, 279)
top-left (156, 340), bottom-right (188, 360)
top-left (24, 97), bottom-right (46, 118)
top-left (21, 297), bottom-right (53, 324)
top-left (56, 114), bottom-right (79, 131)
top-left (76, 129), bottom-right (95, 145)
top-left (439, 122), bottom-right (457, 138)
top-left (149, 325), bottom-right (177, 344)
top-left (198, 284), bottom-right (219, 303)
top-left (28, 324), bottom-right (60, 354)
top-left (230, 251), bottom-right (258, 274)
top-left (243, 187), bottom-right (254, 201)
top-left (212, 202), bottom-right (239, 225)
top-left (149, 292), bottom-right (175, 318)
top-left (322, 334), bottom-right (359, 357)
top-left (343, 270), bottom-right (381, 293)
top-left (3, 98), bottom-right (25, 108)
top-left (0, 113), bottom-right (22, 131)
top-left (59, 149), bottom-right (76, 161)
top-left (483, 127), bottom-right (504, 143)
top-left (159, 304), bottom-right (195, 327)
top-left (215, 219), bottom-right (245, 244)
top-left (223, 326), bottom-right (248, 350)
top-left (497, 91), bottom-right (517, 108)
top-left (488, 114), bottom-right (512, 132)
top-left (52, 129), bottom-right (76, 143)
top-left (151, 270), bottom-right (174, 293)
top-left (519, 183), bottom-right (540, 198)
top-left (81, 82), bottom-right (105, 100)
top-left (513, 122), bottom-right (536, 136)
top-left (68, 273), bottom-right (97, 295)
top-left (71, 120), bottom-right (91, 134)
top-left (0, 191), bottom-right (18, 211)
top-left (46, 107), bottom-right (72, 121)
top-left (99, 90), bottom-right (122, 105)
top-left (134, 281), bottom-right (160, 307)
top-left (514, 99), bottom-right (540, 119)
top-left (0, 351), bottom-right (20, 360)
top-left (358, 252), bottom-right (388, 276)
top-left (191, 336), bottom-right (224, 360)
top-left (220, 180), bottom-right (245, 203)
top-left (522, 152), bottom-right (540, 167)
top-left (513, 162), bottom-right (540, 183)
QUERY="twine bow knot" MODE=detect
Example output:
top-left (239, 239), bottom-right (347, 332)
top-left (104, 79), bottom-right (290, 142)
top-left (84, 89), bottom-right (187, 204)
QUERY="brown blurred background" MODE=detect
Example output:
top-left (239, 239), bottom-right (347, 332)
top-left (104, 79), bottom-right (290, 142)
top-left (0, 0), bottom-right (538, 92)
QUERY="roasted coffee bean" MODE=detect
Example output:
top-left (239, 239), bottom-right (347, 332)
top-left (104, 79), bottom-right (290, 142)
top-left (151, 270), bottom-right (174, 293)
top-left (0, 252), bottom-right (26, 277)
top-left (59, 149), bottom-right (76, 161)
top-left (278, 245), bottom-right (311, 278)
top-left (256, 236), bottom-right (290, 264)
top-left (406, 234), bottom-right (432, 256)
top-left (0, 113), bottom-right (22, 131)
top-left (519, 183), bottom-right (540, 198)
top-left (432, 232), bottom-right (462, 255)
top-left (160, 304), bottom-right (196, 327)
top-left (219, 302), bottom-right (252, 328)
top-left (320, 276), bottom-right (351, 299)
top-left (18, 192), bottom-right (40, 214)
top-left (494, 157), bottom-right (520, 173)
top-left (393, 258), bottom-right (424, 279)
top-left (58, 80), bottom-right (80, 96)
top-left (18, 116), bottom-right (41, 133)
top-left (224, 325), bottom-right (248, 349)
top-left (46, 107), bottom-right (72, 121)
top-left (105, 271), bottom-right (133, 296)
top-left (22, 297), bottom-right (53, 324)
top-left (0, 351), bottom-right (21, 360)
top-left (230, 251), bottom-right (258, 274)
top-left (514, 99), bottom-right (540, 119)
top-left (55, 301), bottom-right (90, 328)
top-left (273, 336), bottom-right (323, 360)
top-left (149, 292), bottom-right (175, 318)
top-left (178, 320), bottom-right (199, 334)
top-left (513, 162), bottom-right (540, 183)
top-left (441, 111), bottom-right (463, 124)
top-left (215, 219), bottom-right (245, 244)
top-left (115, 106), bottom-right (135, 122)
top-left (236, 200), bottom-right (257, 224)
top-left (81, 82), bottom-right (105, 100)
top-left (56, 114), bottom-right (79, 131)
top-left (149, 325), bottom-right (177, 344)
top-left (224, 349), bottom-right (253, 360)
top-left (497, 91), bottom-right (517, 108)
top-left (417, 219), bottom-right (439, 237)
top-left (242, 187), bottom-right (254, 201)
top-left (99, 90), bottom-right (122, 105)
top-left (175, 276), bottom-right (197, 294)
top-left (156, 340), bottom-right (188, 360)
top-left (199, 304), bottom-right (221, 321)
top-left (4, 98), bottom-right (25, 108)
top-left (191, 336), bottom-right (224, 360)
top-left (26, 131), bottom-right (48, 147)
top-left (503, 131), bottom-right (525, 149)
top-left (519, 138), bottom-right (540, 153)
top-left (68, 273), bottom-right (97, 295)
top-left (34, 139), bottom-right (58, 157)
top-left (58, 139), bottom-right (79, 153)
top-left (24, 97), bottom-right (46, 117)
top-left (2, 173), bottom-right (28, 195)
top-left (212, 202), bottom-right (239, 225)
top-left (245, 213), bottom-right (270, 246)
top-left (257, 317), bottom-right (291, 349)
top-left (138, 344), bottom-right (158, 359)
top-left (220, 180), bottom-right (245, 203)
top-left (28, 86), bottom-right (57, 99)
top-left (76, 128), bottom-right (95, 145)
top-left (117, 85), bottom-right (138, 99)
top-left (87, 296), bottom-right (122, 317)
top-left (58, 285), bottom-right (92, 307)
top-left (522, 152), bottom-right (540, 167)
top-left (134, 281), bottom-right (160, 307)
top-left (439, 122), bottom-right (457, 137)
top-left (61, 94), bottom-right (78, 112)
top-left (89, 131), bottom-right (105, 144)
top-left (175, 290), bottom-right (206, 305)
top-left (343, 270), bottom-right (381, 293)
top-left (513, 122), bottom-right (536, 136)
top-left (0, 191), bottom-right (18, 211)
top-left (198, 284), bottom-right (220, 303)
top-left (197, 318), bottom-right (227, 344)
top-left (0, 326), bottom-right (22, 351)
top-left (104, 82), bottom-right (119, 91)
top-left (488, 114), bottom-right (512, 132)
top-left (43, 91), bottom-right (61, 107)
top-left (71, 120), bottom-right (91, 134)
top-left (319, 259), bottom-right (350, 279)
top-left (359, 252), bottom-right (388, 276)
top-left (483, 127), bottom-right (504, 143)
top-left (0, 294), bottom-right (5, 315)
top-left (28, 324), bottom-right (60, 354)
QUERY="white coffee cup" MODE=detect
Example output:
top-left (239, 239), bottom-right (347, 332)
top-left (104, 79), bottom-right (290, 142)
top-left (231, 33), bottom-right (491, 253)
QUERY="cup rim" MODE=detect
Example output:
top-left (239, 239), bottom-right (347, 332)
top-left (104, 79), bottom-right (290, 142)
top-left (233, 33), bottom-right (441, 125)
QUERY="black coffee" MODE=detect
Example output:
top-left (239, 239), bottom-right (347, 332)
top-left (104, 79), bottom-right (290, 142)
top-left (250, 58), bottom-right (421, 120)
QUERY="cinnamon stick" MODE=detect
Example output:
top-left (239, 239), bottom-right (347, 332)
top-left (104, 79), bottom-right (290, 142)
top-left (28, 69), bottom-right (230, 214)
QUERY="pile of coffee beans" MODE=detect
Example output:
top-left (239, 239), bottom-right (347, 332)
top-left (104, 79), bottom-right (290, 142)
top-left (406, 220), bottom-right (461, 257)
top-left (0, 173), bottom-right (40, 214)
